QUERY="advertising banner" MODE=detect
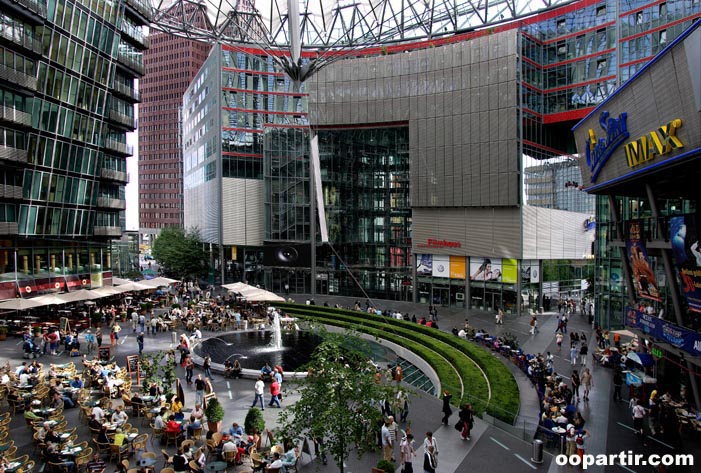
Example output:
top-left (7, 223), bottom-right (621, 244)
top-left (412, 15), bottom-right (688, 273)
top-left (502, 259), bottom-right (518, 284)
top-left (670, 214), bottom-right (701, 313)
top-left (432, 255), bottom-right (450, 278)
top-left (470, 257), bottom-right (502, 282)
top-left (521, 260), bottom-right (540, 283)
top-left (449, 256), bottom-right (466, 279)
top-left (626, 220), bottom-right (661, 301)
top-left (625, 307), bottom-right (701, 357)
top-left (416, 254), bottom-right (432, 275)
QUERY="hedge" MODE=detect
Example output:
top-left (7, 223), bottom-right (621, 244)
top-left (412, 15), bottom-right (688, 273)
top-left (276, 303), bottom-right (519, 424)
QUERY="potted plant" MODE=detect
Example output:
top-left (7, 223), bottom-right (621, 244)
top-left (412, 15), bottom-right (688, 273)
top-left (0, 326), bottom-right (7, 341)
top-left (376, 459), bottom-right (396, 473)
top-left (205, 397), bottom-right (225, 433)
top-left (244, 407), bottom-right (265, 436)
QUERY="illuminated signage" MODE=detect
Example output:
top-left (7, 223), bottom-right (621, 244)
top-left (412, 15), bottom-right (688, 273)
top-left (651, 346), bottom-right (664, 358)
top-left (585, 111), bottom-right (629, 183)
top-left (624, 119), bottom-right (683, 168)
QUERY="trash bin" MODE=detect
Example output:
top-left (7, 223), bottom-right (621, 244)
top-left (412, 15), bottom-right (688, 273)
top-left (172, 331), bottom-right (177, 344)
top-left (531, 439), bottom-right (544, 464)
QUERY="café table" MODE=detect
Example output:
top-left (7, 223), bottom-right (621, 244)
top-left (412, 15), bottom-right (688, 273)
top-left (205, 461), bottom-right (228, 473)
top-left (32, 407), bottom-right (57, 417)
top-left (137, 458), bottom-right (158, 468)
top-left (552, 426), bottom-right (566, 434)
top-left (5, 460), bottom-right (23, 473)
top-left (60, 445), bottom-right (85, 457)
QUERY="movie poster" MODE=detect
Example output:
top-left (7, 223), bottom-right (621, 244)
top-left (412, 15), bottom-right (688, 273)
top-left (670, 214), bottom-right (701, 313)
top-left (626, 220), bottom-right (660, 301)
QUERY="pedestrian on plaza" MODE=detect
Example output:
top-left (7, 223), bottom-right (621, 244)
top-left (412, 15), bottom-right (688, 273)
top-left (575, 429), bottom-right (590, 462)
top-left (381, 418), bottom-right (393, 462)
top-left (95, 327), bottom-right (103, 349)
top-left (136, 331), bottom-right (144, 355)
top-left (570, 344), bottom-right (578, 366)
top-left (194, 374), bottom-right (206, 406)
top-left (555, 332), bottom-right (563, 351)
top-left (423, 445), bottom-right (437, 473)
top-left (579, 342), bottom-right (588, 366)
top-left (251, 376), bottom-right (265, 410)
top-left (612, 369), bottom-right (623, 402)
top-left (565, 423), bottom-right (577, 458)
top-left (580, 368), bottom-right (593, 401)
top-left (203, 354), bottom-right (213, 380)
top-left (458, 403), bottom-right (474, 440)
top-left (400, 433), bottom-right (416, 473)
top-left (185, 356), bottom-right (194, 384)
top-left (571, 370), bottom-right (581, 401)
top-left (441, 390), bottom-right (453, 425)
top-left (422, 432), bottom-right (438, 464)
top-left (632, 399), bottom-right (648, 445)
top-left (529, 315), bottom-right (538, 335)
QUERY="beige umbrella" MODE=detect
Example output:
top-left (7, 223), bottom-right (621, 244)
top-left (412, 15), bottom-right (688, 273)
top-left (58, 289), bottom-right (102, 303)
top-left (114, 281), bottom-right (153, 292)
top-left (0, 298), bottom-right (45, 310)
top-left (142, 277), bottom-right (178, 288)
top-left (32, 294), bottom-right (69, 306)
top-left (91, 286), bottom-right (123, 297)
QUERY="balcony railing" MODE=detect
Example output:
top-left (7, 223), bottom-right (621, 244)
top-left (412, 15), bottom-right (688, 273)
top-left (0, 184), bottom-right (22, 199)
top-left (113, 81), bottom-right (140, 102)
top-left (0, 222), bottom-right (18, 234)
top-left (93, 226), bottom-right (123, 237)
top-left (117, 52), bottom-right (145, 75)
top-left (0, 28), bottom-right (42, 54)
top-left (103, 138), bottom-right (133, 155)
top-left (6, 0), bottom-right (47, 18)
top-left (97, 196), bottom-right (127, 210)
top-left (0, 144), bottom-right (28, 163)
top-left (0, 64), bottom-right (37, 90)
top-left (108, 109), bottom-right (135, 128)
top-left (100, 168), bottom-right (129, 183)
top-left (119, 22), bottom-right (150, 48)
top-left (0, 105), bottom-right (32, 127)
top-left (125, 0), bottom-right (153, 21)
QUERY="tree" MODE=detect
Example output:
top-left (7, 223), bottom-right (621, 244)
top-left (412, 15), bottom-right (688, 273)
top-left (278, 331), bottom-right (398, 473)
top-left (151, 227), bottom-right (209, 280)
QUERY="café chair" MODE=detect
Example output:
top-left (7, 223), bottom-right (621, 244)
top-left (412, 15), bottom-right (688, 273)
top-left (161, 450), bottom-right (173, 469)
top-left (18, 459), bottom-right (35, 473)
top-left (75, 449), bottom-right (94, 473)
top-left (109, 443), bottom-right (130, 464)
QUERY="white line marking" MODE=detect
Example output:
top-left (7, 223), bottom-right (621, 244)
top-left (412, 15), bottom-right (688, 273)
top-left (514, 454), bottom-right (537, 469)
top-left (228, 391), bottom-right (232, 400)
top-left (226, 382), bottom-right (231, 390)
top-left (490, 437), bottom-right (510, 450)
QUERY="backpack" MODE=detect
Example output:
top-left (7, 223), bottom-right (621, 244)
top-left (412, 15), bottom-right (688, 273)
top-left (576, 434), bottom-right (584, 445)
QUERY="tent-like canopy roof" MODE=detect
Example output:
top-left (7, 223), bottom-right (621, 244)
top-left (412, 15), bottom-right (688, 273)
top-left (221, 282), bottom-right (285, 302)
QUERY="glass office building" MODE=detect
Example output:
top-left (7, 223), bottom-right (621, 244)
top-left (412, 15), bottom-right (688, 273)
top-left (0, 0), bottom-right (147, 300)
top-left (182, 0), bottom-right (700, 309)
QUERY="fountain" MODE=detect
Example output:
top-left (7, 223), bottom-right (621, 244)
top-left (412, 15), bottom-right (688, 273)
top-left (271, 310), bottom-right (282, 349)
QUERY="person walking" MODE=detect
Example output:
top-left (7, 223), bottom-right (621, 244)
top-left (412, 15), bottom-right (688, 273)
top-left (203, 355), bottom-right (213, 380)
top-left (381, 418), bottom-right (393, 462)
top-left (136, 332), bottom-right (144, 355)
top-left (581, 368), bottom-right (593, 401)
top-left (251, 376), bottom-right (265, 410)
top-left (194, 374), bottom-right (206, 406)
top-left (570, 343), bottom-right (578, 367)
top-left (458, 403), bottom-right (474, 440)
top-left (571, 370), bottom-right (581, 401)
top-left (185, 356), bottom-right (194, 384)
top-left (422, 432), bottom-right (438, 471)
top-left (441, 390), bottom-right (453, 425)
top-left (95, 327), bottom-right (103, 348)
top-left (423, 446), bottom-right (437, 473)
top-left (268, 378), bottom-right (281, 408)
top-left (579, 342), bottom-right (589, 366)
top-left (565, 423), bottom-right (577, 459)
top-left (400, 433), bottom-right (416, 473)
top-left (575, 429), bottom-right (590, 462)
top-left (632, 399), bottom-right (648, 445)
top-left (555, 332), bottom-right (563, 352)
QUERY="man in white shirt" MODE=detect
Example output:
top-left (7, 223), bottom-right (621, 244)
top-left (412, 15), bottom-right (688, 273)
top-left (251, 376), bottom-right (265, 410)
top-left (266, 452), bottom-right (283, 470)
top-left (111, 405), bottom-right (128, 426)
top-left (92, 405), bottom-right (105, 422)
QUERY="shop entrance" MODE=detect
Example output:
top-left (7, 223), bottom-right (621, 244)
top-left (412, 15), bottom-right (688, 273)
top-left (486, 291), bottom-right (502, 313)
top-left (432, 287), bottom-right (449, 307)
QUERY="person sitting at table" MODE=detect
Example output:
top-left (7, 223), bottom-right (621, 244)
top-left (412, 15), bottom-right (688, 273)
top-left (221, 437), bottom-right (244, 464)
top-left (264, 452), bottom-right (283, 471)
top-left (96, 425), bottom-right (110, 445)
top-left (170, 396), bottom-right (183, 414)
top-left (227, 422), bottom-right (244, 442)
top-left (24, 408), bottom-right (43, 422)
top-left (148, 382), bottom-right (161, 397)
top-left (46, 443), bottom-right (76, 473)
top-left (111, 405), bottom-right (128, 427)
top-left (153, 408), bottom-right (166, 430)
top-left (91, 404), bottom-right (105, 422)
top-left (185, 415), bottom-right (201, 440)
top-left (113, 428), bottom-right (127, 446)
top-left (131, 392), bottom-right (144, 417)
top-left (37, 422), bottom-right (51, 441)
top-left (51, 392), bottom-right (69, 409)
top-left (166, 415), bottom-right (184, 435)
top-left (191, 403), bottom-right (204, 420)
top-left (281, 445), bottom-right (299, 473)
top-left (88, 414), bottom-right (102, 432)
top-left (172, 448), bottom-right (189, 473)
top-left (182, 444), bottom-right (194, 460)
top-left (45, 426), bottom-right (61, 445)
top-left (86, 453), bottom-right (106, 473)
top-left (18, 370), bottom-right (30, 387)
top-left (69, 376), bottom-right (84, 389)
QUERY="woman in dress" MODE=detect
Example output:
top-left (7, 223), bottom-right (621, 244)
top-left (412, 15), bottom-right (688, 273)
top-left (458, 404), bottom-right (474, 441)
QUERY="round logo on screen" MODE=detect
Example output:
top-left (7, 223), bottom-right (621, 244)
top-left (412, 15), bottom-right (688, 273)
top-left (437, 265), bottom-right (445, 272)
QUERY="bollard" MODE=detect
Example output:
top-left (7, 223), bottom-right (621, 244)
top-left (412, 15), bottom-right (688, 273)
top-left (172, 331), bottom-right (177, 344)
top-left (531, 439), bottom-right (544, 464)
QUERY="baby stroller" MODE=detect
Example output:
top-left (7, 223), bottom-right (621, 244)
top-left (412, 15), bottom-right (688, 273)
top-left (23, 340), bottom-right (41, 359)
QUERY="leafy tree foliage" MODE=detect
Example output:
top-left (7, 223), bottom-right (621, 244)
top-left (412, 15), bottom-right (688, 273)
top-left (151, 227), bottom-right (208, 280)
top-left (278, 331), bottom-right (399, 473)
